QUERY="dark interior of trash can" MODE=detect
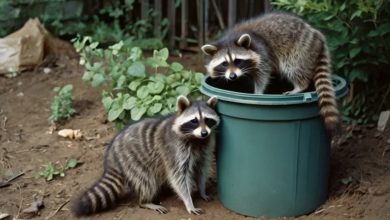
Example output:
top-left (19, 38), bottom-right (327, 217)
top-left (205, 75), bottom-right (320, 94)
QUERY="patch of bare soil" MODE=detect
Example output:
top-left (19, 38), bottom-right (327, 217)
top-left (0, 54), bottom-right (389, 220)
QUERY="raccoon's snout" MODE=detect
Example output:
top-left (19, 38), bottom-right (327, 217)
top-left (201, 130), bottom-right (208, 137)
top-left (229, 72), bottom-right (237, 80)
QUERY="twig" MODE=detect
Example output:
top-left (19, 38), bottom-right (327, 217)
top-left (7, 171), bottom-right (24, 183)
top-left (45, 199), bottom-right (70, 220)
top-left (15, 183), bottom-right (23, 219)
top-left (0, 171), bottom-right (24, 188)
top-left (1, 116), bottom-right (7, 131)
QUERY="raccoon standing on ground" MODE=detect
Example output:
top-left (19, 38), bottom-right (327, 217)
top-left (201, 12), bottom-right (339, 132)
top-left (71, 96), bottom-right (220, 216)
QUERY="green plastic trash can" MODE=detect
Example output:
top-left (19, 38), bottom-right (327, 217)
top-left (200, 75), bottom-right (348, 217)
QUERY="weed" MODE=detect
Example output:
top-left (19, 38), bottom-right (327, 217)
top-left (49, 84), bottom-right (76, 123)
top-left (35, 159), bottom-right (79, 181)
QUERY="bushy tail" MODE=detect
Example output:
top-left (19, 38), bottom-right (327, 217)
top-left (313, 44), bottom-right (340, 134)
top-left (71, 169), bottom-right (124, 217)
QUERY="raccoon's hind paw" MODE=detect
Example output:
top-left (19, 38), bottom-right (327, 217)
top-left (188, 207), bottom-right (203, 215)
top-left (200, 194), bottom-right (212, 202)
top-left (140, 203), bottom-right (168, 214)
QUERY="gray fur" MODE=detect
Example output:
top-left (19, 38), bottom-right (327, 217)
top-left (202, 12), bottom-right (339, 132)
top-left (71, 96), bottom-right (220, 216)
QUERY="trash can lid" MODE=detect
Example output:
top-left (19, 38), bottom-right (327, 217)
top-left (200, 75), bottom-right (348, 105)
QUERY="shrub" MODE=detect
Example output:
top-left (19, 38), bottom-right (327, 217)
top-left (272, 0), bottom-right (390, 124)
top-left (73, 37), bottom-right (204, 129)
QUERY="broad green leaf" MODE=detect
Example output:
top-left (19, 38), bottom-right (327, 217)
top-left (148, 103), bottom-right (163, 114)
top-left (148, 82), bottom-right (165, 94)
top-left (129, 47), bottom-right (142, 61)
top-left (194, 72), bottom-right (205, 84)
top-left (349, 47), bottom-right (361, 58)
top-left (170, 62), bottom-right (184, 72)
top-left (146, 57), bottom-right (169, 68)
top-left (108, 103), bottom-right (123, 121)
top-left (181, 71), bottom-right (192, 79)
top-left (131, 106), bottom-right (147, 120)
top-left (127, 61), bottom-right (146, 77)
top-left (152, 95), bottom-right (163, 101)
top-left (123, 97), bottom-right (137, 110)
top-left (91, 74), bottom-right (105, 87)
top-left (65, 159), bottom-right (78, 169)
top-left (154, 48), bottom-right (169, 61)
top-left (153, 74), bottom-right (166, 83)
top-left (137, 86), bottom-right (149, 99)
top-left (102, 96), bottom-right (113, 111)
top-left (116, 75), bottom-right (126, 89)
top-left (176, 85), bottom-right (190, 96)
top-left (129, 80), bottom-right (142, 91)
top-left (82, 71), bottom-right (94, 81)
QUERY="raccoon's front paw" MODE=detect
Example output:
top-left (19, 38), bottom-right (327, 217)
top-left (188, 207), bottom-right (203, 215)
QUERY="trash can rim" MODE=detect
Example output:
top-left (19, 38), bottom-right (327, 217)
top-left (200, 75), bottom-right (348, 105)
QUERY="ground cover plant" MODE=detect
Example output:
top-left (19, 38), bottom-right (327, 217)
top-left (73, 37), bottom-right (204, 128)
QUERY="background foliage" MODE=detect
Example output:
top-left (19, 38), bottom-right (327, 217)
top-left (272, 0), bottom-right (390, 124)
top-left (0, 0), bottom-right (168, 48)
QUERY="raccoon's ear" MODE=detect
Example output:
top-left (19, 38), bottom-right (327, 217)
top-left (206, 96), bottom-right (218, 109)
top-left (201, 44), bottom-right (218, 56)
top-left (237, 34), bottom-right (251, 49)
top-left (176, 95), bottom-right (191, 114)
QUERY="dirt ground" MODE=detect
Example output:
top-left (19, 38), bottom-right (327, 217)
top-left (0, 53), bottom-right (389, 220)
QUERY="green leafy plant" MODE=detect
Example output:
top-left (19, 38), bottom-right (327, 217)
top-left (273, 0), bottom-right (390, 124)
top-left (49, 84), bottom-right (76, 123)
top-left (74, 37), bottom-right (204, 128)
top-left (35, 159), bottom-right (79, 181)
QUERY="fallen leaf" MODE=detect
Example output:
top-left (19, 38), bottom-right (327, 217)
top-left (58, 129), bottom-right (82, 140)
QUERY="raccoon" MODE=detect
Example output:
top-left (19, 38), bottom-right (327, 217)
top-left (71, 96), bottom-right (220, 216)
top-left (201, 12), bottom-right (339, 132)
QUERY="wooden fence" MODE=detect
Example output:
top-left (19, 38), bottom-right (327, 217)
top-left (136, 0), bottom-right (272, 49)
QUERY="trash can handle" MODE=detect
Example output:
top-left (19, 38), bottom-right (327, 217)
top-left (303, 93), bottom-right (312, 102)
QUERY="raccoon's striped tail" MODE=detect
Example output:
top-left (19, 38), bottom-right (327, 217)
top-left (71, 169), bottom-right (124, 217)
top-left (313, 44), bottom-right (340, 134)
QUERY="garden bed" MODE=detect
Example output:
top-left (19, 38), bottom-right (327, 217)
top-left (0, 54), bottom-right (389, 219)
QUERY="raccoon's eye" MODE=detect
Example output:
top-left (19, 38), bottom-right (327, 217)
top-left (205, 118), bottom-right (217, 128)
top-left (221, 61), bottom-right (228, 67)
top-left (190, 118), bottom-right (198, 124)
top-left (234, 59), bottom-right (243, 66)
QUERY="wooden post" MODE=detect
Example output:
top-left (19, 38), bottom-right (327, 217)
top-left (167, 0), bottom-right (176, 48)
top-left (140, 0), bottom-right (149, 21)
top-left (228, 0), bottom-right (236, 28)
top-left (204, 0), bottom-right (209, 44)
top-left (197, 0), bottom-right (204, 47)
top-left (153, 0), bottom-right (162, 37)
top-left (264, 0), bottom-right (272, 13)
top-left (180, 0), bottom-right (188, 48)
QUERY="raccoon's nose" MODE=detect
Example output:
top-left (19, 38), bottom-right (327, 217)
top-left (201, 130), bottom-right (208, 137)
top-left (229, 72), bottom-right (237, 80)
